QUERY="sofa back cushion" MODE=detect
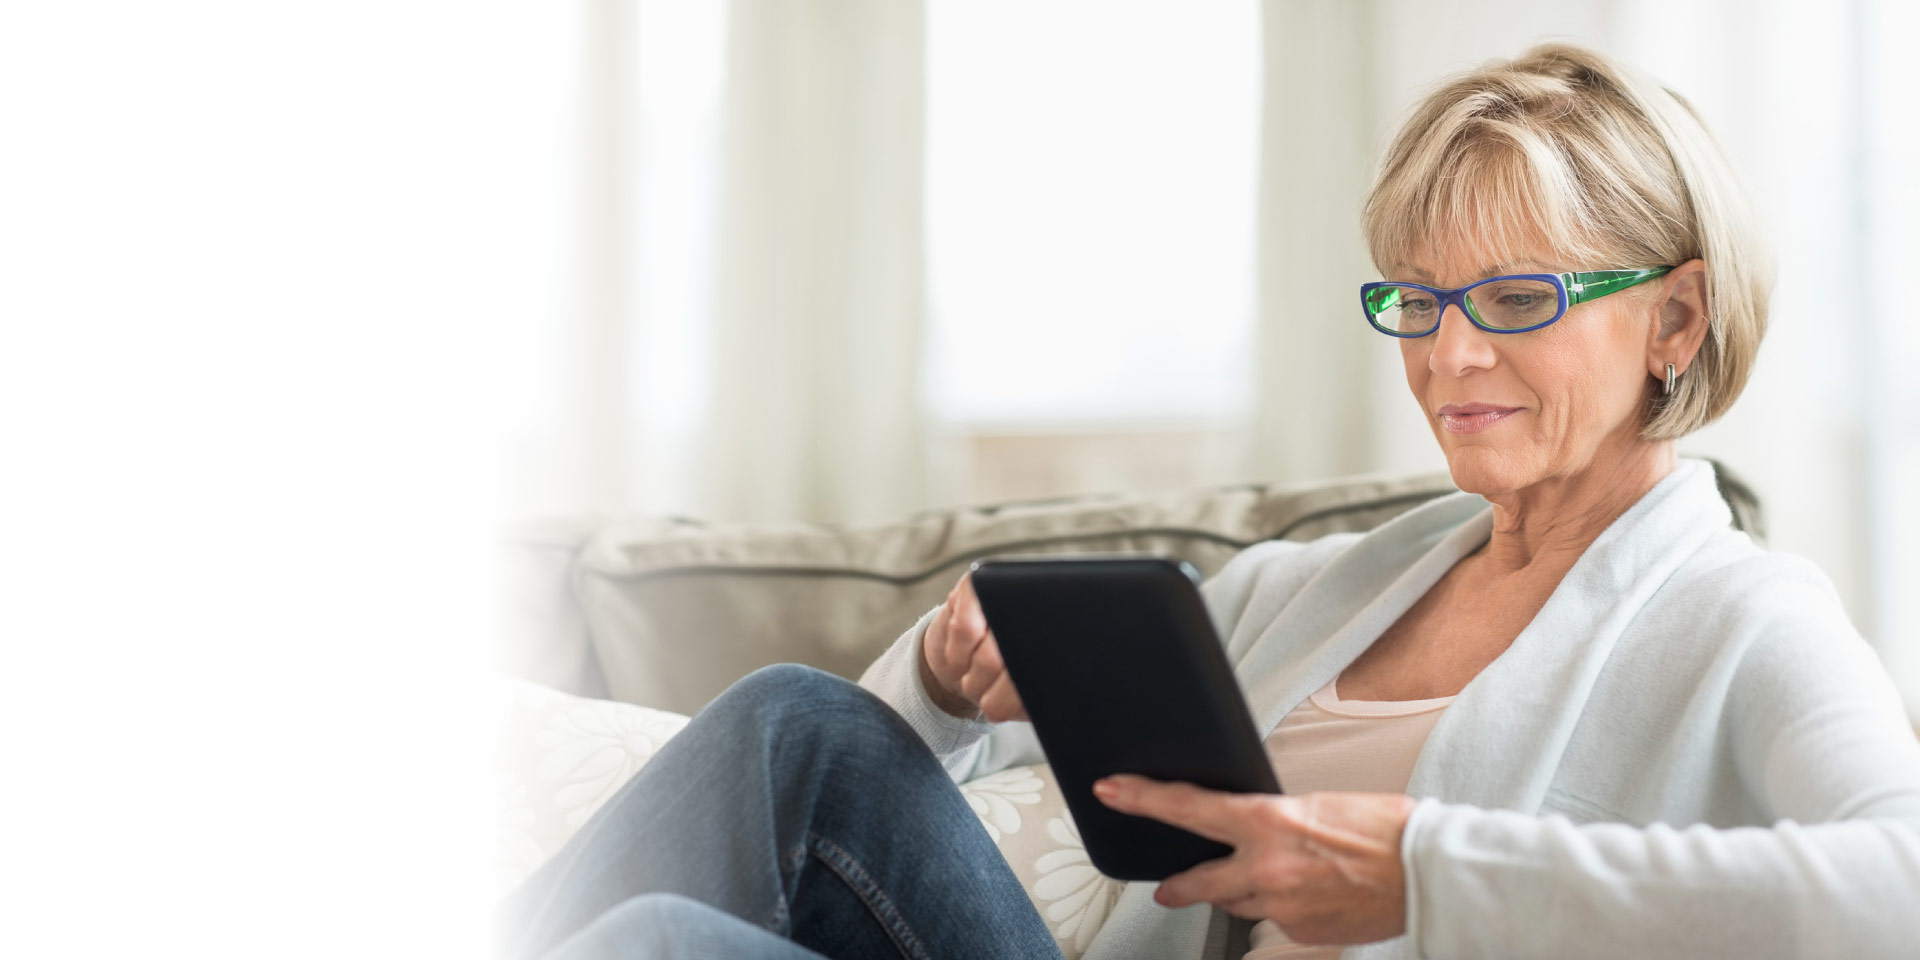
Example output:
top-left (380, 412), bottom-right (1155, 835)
top-left (573, 473), bottom-right (1460, 713)
top-left (508, 463), bottom-right (1763, 715)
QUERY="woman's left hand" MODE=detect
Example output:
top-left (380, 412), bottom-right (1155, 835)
top-left (1092, 776), bottom-right (1416, 945)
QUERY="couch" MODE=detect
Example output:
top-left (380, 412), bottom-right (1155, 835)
top-left (494, 463), bottom-right (1764, 954)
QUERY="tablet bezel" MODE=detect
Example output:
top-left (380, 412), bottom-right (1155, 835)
top-left (969, 555), bottom-right (1282, 881)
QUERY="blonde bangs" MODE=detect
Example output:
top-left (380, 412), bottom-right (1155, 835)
top-left (1366, 132), bottom-right (1612, 280)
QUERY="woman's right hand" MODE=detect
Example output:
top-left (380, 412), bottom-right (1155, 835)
top-left (919, 571), bottom-right (1029, 722)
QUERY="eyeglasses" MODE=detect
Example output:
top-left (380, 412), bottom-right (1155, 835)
top-left (1359, 266), bottom-right (1675, 338)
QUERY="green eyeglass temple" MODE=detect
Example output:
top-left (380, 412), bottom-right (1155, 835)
top-left (1562, 267), bottom-right (1673, 305)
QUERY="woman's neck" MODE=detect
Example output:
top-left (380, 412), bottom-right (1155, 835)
top-left (1474, 442), bottom-right (1677, 575)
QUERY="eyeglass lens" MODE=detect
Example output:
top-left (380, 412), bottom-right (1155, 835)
top-left (1369, 278), bottom-right (1561, 335)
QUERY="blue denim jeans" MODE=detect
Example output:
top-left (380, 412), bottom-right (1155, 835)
top-left (498, 664), bottom-right (1065, 960)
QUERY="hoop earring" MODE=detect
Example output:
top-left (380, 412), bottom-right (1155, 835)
top-left (1665, 363), bottom-right (1676, 396)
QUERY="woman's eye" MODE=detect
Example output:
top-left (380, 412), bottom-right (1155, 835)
top-left (1499, 294), bottom-right (1543, 307)
top-left (1403, 297), bottom-right (1438, 314)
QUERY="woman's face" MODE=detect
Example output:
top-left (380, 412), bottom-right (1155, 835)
top-left (1396, 243), bottom-right (1659, 499)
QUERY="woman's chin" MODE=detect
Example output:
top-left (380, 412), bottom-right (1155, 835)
top-left (1440, 446), bottom-right (1529, 498)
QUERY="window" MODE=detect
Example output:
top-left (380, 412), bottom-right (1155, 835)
top-left (924, 1), bottom-right (1260, 429)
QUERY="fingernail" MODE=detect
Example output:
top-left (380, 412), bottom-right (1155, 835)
top-left (1093, 779), bottom-right (1117, 797)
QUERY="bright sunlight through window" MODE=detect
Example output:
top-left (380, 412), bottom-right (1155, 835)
top-left (924, 1), bottom-right (1260, 428)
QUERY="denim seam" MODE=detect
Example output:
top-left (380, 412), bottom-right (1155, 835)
top-left (805, 831), bottom-right (933, 960)
top-left (771, 842), bottom-right (807, 935)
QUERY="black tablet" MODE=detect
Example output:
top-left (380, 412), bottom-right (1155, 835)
top-left (968, 555), bottom-right (1282, 881)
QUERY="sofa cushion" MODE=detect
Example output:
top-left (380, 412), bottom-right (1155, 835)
top-left (494, 676), bottom-right (690, 898)
top-left (517, 461), bottom-right (1763, 715)
top-left (572, 472), bottom-right (1463, 713)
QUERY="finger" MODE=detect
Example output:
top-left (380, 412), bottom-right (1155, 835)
top-left (972, 630), bottom-right (1004, 673)
top-left (957, 631), bottom-right (1004, 701)
top-left (944, 590), bottom-right (989, 673)
top-left (1219, 894), bottom-right (1269, 921)
top-left (951, 576), bottom-right (989, 645)
top-left (977, 669), bottom-right (1026, 722)
top-left (958, 636), bottom-right (1010, 699)
top-left (942, 576), bottom-right (966, 623)
top-left (1092, 776), bottom-right (1259, 845)
top-left (958, 660), bottom-right (998, 702)
top-left (1156, 855), bottom-right (1255, 909)
top-left (924, 600), bottom-right (957, 677)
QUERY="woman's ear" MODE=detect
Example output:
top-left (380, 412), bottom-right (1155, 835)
top-left (1647, 259), bottom-right (1711, 378)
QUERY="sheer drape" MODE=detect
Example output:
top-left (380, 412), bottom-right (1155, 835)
top-left (1250, 0), bottom-right (1383, 484)
top-left (510, 0), bottom-right (926, 525)
top-left (699, 0), bottom-right (930, 524)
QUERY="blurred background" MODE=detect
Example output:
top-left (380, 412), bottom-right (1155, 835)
top-left (510, 0), bottom-right (1920, 719)
top-left (11, 2), bottom-right (1911, 954)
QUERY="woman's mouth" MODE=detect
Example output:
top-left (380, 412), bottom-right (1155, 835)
top-left (1436, 403), bottom-right (1521, 434)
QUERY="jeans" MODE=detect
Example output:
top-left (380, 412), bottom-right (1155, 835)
top-left (498, 664), bottom-right (1066, 960)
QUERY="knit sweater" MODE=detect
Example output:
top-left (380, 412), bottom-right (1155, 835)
top-left (857, 459), bottom-right (1920, 959)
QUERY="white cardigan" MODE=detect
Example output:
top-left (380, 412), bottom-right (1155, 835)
top-left (858, 459), bottom-right (1920, 959)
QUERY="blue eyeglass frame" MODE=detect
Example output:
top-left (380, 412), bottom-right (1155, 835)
top-left (1359, 267), bottom-right (1675, 338)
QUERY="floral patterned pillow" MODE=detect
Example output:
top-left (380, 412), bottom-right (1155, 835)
top-left (495, 678), bottom-right (691, 897)
top-left (958, 765), bottom-right (1127, 957)
top-left (494, 678), bottom-right (1124, 959)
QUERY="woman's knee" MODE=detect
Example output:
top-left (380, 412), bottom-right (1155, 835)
top-left (733, 662), bottom-right (851, 699)
top-left (706, 663), bottom-right (884, 724)
top-left (700, 663), bottom-right (924, 759)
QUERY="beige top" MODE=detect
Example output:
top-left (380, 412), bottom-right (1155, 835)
top-left (1243, 679), bottom-right (1455, 960)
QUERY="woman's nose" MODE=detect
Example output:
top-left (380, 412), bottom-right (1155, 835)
top-left (1427, 301), bottom-right (1497, 377)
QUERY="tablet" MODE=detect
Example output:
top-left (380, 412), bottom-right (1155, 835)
top-left (968, 555), bottom-right (1282, 881)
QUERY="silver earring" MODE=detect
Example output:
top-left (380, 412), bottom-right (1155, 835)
top-left (1665, 363), bottom-right (1676, 396)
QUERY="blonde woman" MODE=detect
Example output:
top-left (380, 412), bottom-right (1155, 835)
top-left (501, 43), bottom-right (1920, 960)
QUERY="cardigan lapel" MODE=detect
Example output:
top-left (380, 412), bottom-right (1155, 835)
top-left (1235, 491), bottom-right (1494, 737)
top-left (1231, 459), bottom-right (1736, 815)
top-left (1406, 458), bottom-right (1734, 812)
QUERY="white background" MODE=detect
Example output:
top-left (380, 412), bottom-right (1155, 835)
top-left (2, 4), bottom-right (502, 955)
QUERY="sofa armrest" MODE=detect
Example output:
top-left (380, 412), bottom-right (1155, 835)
top-left (497, 518), bottom-right (609, 699)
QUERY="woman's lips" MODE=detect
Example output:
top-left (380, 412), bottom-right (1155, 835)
top-left (1437, 403), bottom-right (1521, 434)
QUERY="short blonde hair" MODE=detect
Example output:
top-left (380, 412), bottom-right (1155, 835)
top-left (1362, 43), bottom-right (1772, 440)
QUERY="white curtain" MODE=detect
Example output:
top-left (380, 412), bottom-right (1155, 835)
top-left (509, 0), bottom-right (927, 526)
top-left (698, 0), bottom-right (930, 524)
top-left (1250, 0), bottom-right (1384, 484)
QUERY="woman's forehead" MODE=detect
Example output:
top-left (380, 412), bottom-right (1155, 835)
top-left (1382, 200), bottom-right (1602, 285)
top-left (1392, 253), bottom-right (1568, 286)
top-left (1397, 222), bottom-right (1574, 282)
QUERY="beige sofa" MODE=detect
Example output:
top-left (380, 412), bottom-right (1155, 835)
top-left (500, 463), bottom-right (1762, 712)
top-left (493, 463), bottom-right (1764, 952)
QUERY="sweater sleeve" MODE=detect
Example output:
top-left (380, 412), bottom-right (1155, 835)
top-left (1402, 801), bottom-right (1920, 959)
top-left (1400, 587), bottom-right (1920, 959)
top-left (857, 603), bottom-right (1045, 782)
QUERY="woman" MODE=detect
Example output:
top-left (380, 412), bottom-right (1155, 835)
top-left (500, 43), bottom-right (1920, 960)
